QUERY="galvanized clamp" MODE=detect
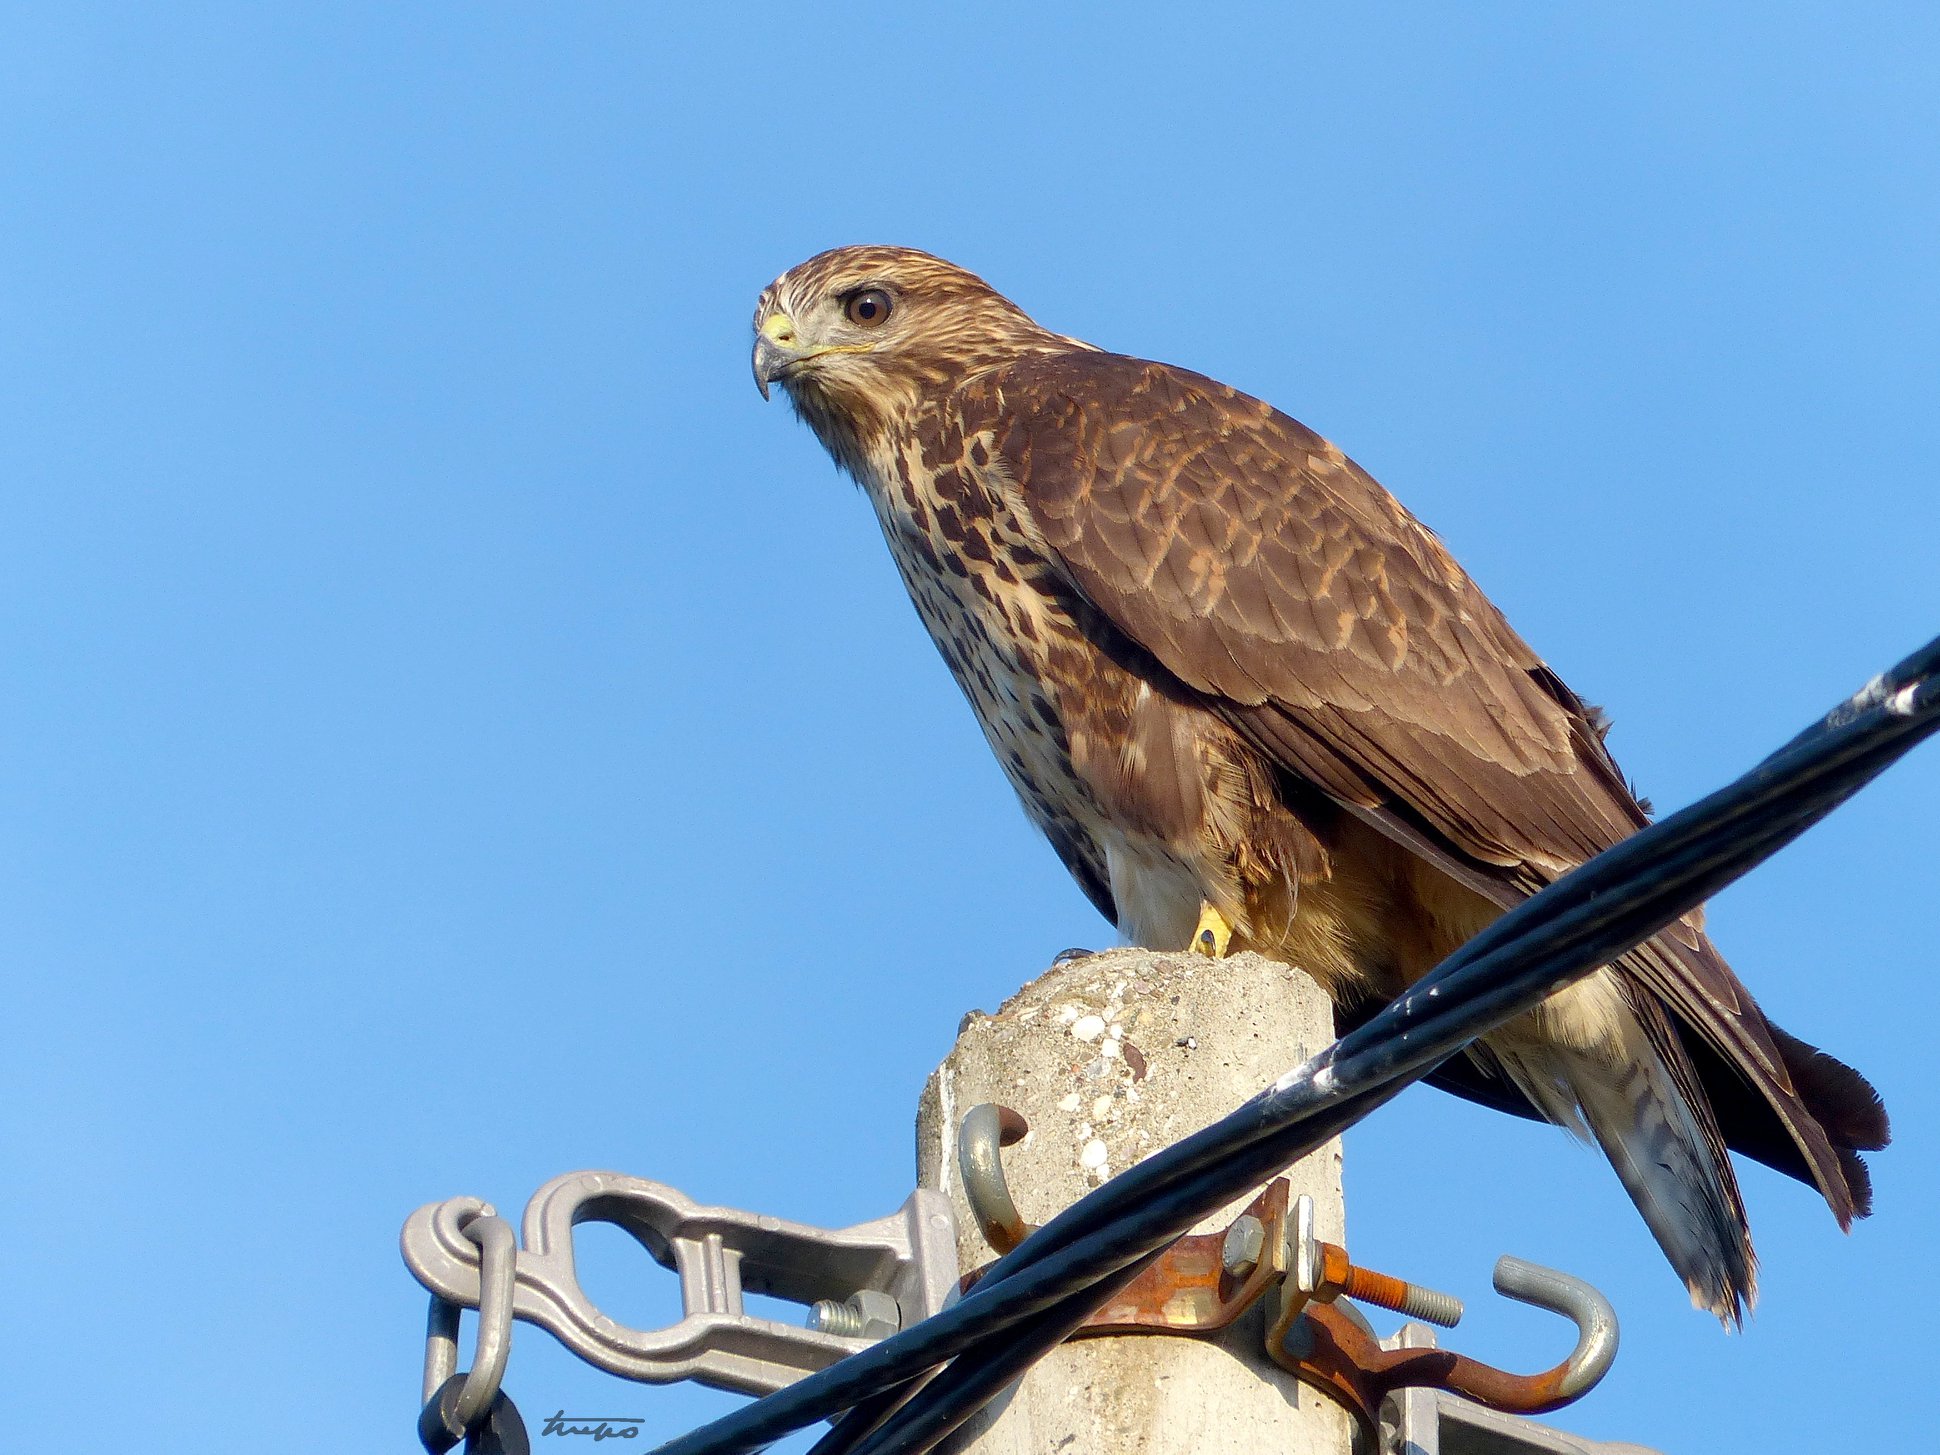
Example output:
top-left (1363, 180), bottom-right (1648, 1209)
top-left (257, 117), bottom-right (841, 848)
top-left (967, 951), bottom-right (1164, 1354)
top-left (402, 1170), bottom-right (959, 1398)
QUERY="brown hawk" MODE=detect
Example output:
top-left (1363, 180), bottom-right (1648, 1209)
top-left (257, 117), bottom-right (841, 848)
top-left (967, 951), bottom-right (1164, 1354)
top-left (752, 245), bottom-right (1886, 1322)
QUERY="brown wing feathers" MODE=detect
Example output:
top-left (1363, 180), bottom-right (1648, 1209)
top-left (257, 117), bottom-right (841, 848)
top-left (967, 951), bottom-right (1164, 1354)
top-left (975, 348), bottom-right (1886, 1223)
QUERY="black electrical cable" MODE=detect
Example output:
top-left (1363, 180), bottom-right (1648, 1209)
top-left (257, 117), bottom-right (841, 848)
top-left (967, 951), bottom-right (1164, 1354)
top-left (647, 635), bottom-right (1939, 1455)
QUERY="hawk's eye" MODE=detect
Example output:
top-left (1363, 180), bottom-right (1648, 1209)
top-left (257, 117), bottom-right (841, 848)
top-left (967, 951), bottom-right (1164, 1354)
top-left (845, 288), bottom-right (893, 327)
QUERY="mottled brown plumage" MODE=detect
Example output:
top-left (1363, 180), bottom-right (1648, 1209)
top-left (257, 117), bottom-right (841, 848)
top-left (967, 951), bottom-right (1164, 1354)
top-left (752, 245), bottom-right (1887, 1321)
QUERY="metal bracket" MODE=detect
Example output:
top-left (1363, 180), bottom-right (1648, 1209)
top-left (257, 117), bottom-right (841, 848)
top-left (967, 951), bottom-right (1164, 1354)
top-left (401, 1171), bottom-right (959, 1398)
top-left (960, 1109), bottom-right (1462, 1341)
top-left (957, 1105), bottom-right (1290, 1335)
top-left (1072, 1179), bottom-right (1290, 1335)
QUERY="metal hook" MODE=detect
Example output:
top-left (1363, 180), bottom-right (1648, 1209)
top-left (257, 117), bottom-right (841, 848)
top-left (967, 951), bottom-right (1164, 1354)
top-left (958, 1104), bottom-right (1032, 1254)
top-left (419, 1209), bottom-right (517, 1452)
top-left (1270, 1252), bottom-right (1622, 1425)
top-left (1489, 1254), bottom-right (1619, 1402)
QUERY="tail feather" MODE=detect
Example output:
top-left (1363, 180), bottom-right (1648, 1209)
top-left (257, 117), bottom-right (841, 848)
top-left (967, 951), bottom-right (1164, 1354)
top-left (1572, 1023), bottom-right (1755, 1324)
top-left (1768, 1024), bottom-right (1890, 1222)
top-left (1643, 931), bottom-right (1889, 1228)
top-left (1486, 981), bottom-right (1757, 1324)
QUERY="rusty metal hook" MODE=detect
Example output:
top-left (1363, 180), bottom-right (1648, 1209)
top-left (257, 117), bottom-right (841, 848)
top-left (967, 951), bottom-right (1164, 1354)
top-left (1489, 1254), bottom-right (1619, 1403)
top-left (958, 1104), bottom-right (1033, 1254)
top-left (1270, 1252), bottom-right (1621, 1425)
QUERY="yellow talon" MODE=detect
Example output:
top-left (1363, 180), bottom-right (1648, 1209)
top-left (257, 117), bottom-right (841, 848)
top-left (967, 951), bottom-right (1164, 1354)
top-left (1192, 903), bottom-right (1235, 958)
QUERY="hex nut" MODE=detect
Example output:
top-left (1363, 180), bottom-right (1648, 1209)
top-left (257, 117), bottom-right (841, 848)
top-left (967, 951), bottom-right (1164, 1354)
top-left (1222, 1214), bottom-right (1266, 1278)
top-left (849, 1288), bottom-right (902, 1340)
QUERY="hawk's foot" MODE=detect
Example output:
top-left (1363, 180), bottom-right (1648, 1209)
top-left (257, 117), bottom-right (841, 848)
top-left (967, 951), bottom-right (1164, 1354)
top-left (1191, 902), bottom-right (1234, 958)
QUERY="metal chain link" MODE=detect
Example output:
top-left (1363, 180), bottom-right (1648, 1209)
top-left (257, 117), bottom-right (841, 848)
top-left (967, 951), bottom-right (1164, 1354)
top-left (418, 1209), bottom-right (518, 1453)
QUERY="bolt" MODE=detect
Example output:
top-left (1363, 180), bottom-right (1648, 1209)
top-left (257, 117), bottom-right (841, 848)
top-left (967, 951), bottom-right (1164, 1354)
top-left (1335, 1263), bottom-right (1465, 1328)
top-left (806, 1289), bottom-right (901, 1341)
top-left (1222, 1215), bottom-right (1266, 1279)
top-left (807, 1300), bottom-right (858, 1335)
top-left (1289, 1193), bottom-right (1463, 1327)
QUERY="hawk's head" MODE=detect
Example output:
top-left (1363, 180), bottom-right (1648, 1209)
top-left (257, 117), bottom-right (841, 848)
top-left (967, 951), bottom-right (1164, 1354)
top-left (753, 245), bottom-right (1073, 469)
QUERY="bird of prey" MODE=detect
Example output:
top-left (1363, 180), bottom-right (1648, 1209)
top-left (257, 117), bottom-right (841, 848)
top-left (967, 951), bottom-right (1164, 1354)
top-left (751, 245), bottom-right (1886, 1321)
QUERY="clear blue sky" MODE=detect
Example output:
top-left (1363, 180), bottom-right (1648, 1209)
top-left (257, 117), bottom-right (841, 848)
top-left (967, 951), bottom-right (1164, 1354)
top-left (4, 5), bottom-right (1935, 1450)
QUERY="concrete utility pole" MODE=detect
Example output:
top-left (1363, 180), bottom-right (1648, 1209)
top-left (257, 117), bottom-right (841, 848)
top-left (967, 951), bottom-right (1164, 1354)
top-left (917, 948), bottom-right (1356, 1455)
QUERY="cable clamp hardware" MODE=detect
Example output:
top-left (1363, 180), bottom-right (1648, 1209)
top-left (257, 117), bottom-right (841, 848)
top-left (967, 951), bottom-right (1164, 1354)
top-left (402, 1171), bottom-right (959, 1399)
top-left (957, 1103), bottom-right (1619, 1428)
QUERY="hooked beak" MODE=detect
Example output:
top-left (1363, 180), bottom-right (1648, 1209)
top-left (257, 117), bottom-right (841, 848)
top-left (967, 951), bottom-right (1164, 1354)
top-left (752, 311), bottom-right (801, 401)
